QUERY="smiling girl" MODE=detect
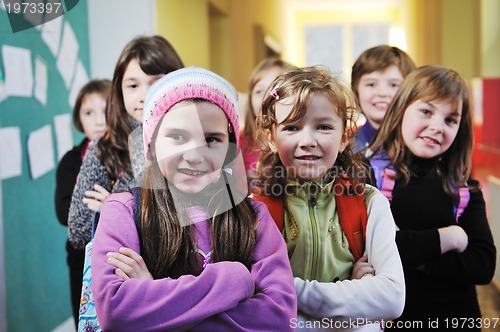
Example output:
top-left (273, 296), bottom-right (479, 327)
top-left (91, 67), bottom-right (296, 331)
top-left (351, 45), bottom-right (415, 152)
top-left (254, 66), bottom-right (405, 331)
top-left (368, 65), bottom-right (496, 330)
top-left (68, 35), bottom-right (184, 250)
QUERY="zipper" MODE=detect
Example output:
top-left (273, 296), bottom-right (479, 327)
top-left (309, 182), bottom-right (318, 278)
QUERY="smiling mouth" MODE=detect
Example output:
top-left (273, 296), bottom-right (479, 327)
top-left (421, 137), bottom-right (440, 145)
top-left (296, 156), bottom-right (320, 160)
top-left (178, 169), bottom-right (206, 176)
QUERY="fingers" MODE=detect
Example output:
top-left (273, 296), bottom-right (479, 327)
top-left (94, 184), bottom-right (111, 198)
top-left (356, 255), bottom-right (368, 263)
top-left (352, 255), bottom-right (375, 280)
top-left (107, 252), bottom-right (140, 278)
top-left (356, 265), bottom-right (375, 276)
top-left (83, 184), bottom-right (111, 211)
top-left (106, 248), bottom-right (153, 280)
top-left (82, 197), bottom-right (102, 211)
top-left (84, 186), bottom-right (109, 202)
top-left (352, 267), bottom-right (375, 280)
top-left (118, 247), bottom-right (149, 270)
top-left (114, 268), bottom-right (130, 281)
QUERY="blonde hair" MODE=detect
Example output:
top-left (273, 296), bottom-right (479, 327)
top-left (254, 66), bottom-right (367, 196)
top-left (369, 65), bottom-right (476, 196)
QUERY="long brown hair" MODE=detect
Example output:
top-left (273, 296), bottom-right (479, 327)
top-left (139, 113), bottom-right (258, 279)
top-left (97, 35), bottom-right (184, 179)
top-left (369, 65), bottom-right (476, 196)
top-left (255, 66), bottom-right (367, 196)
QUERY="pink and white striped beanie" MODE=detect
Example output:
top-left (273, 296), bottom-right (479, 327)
top-left (143, 67), bottom-right (239, 158)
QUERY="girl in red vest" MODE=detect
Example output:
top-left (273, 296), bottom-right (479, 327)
top-left (254, 66), bottom-right (405, 331)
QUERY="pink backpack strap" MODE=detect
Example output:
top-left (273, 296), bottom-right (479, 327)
top-left (380, 166), bottom-right (470, 222)
top-left (455, 187), bottom-right (470, 222)
top-left (380, 168), bottom-right (397, 202)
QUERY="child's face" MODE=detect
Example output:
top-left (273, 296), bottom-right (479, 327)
top-left (251, 67), bottom-right (284, 117)
top-left (154, 101), bottom-right (230, 194)
top-left (269, 92), bottom-right (348, 183)
top-left (401, 98), bottom-right (461, 159)
top-left (357, 64), bottom-right (404, 129)
top-left (122, 59), bottom-right (165, 123)
top-left (79, 92), bottom-right (107, 140)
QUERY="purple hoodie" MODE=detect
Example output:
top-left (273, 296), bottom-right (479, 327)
top-left (92, 192), bottom-right (297, 331)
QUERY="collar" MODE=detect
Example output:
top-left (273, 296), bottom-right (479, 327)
top-left (285, 177), bottom-right (336, 206)
top-left (126, 114), bottom-right (142, 131)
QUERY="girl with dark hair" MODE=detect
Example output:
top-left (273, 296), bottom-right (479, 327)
top-left (91, 67), bottom-right (296, 331)
top-left (68, 35), bottom-right (184, 250)
top-left (351, 45), bottom-right (416, 152)
top-left (55, 78), bottom-right (110, 326)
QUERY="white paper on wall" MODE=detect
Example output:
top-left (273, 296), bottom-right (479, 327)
top-left (1, 45), bottom-right (34, 98)
top-left (68, 60), bottom-right (89, 108)
top-left (41, 15), bottom-right (63, 56)
top-left (54, 114), bottom-right (73, 161)
top-left (34, 56), bottom-right (48, 106)
top-left (0, 127), bottom-right (22, 180)
top-left (27, 125), bottom-right (55, 180)
top-left (56, 21), bottom-right (79, 88)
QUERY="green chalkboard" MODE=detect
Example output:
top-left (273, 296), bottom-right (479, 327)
top-left (0, 2), bottom-right (89, 331)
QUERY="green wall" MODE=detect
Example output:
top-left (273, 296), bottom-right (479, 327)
top-left (0, 1), bottom-right (89, 330)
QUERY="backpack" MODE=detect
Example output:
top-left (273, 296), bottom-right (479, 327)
top-left (78, 187), bottom-right (142, 332)
top-left (380, 168), bottom-right (470, 222)
top-left (253, 177), bottom-right (368, 261)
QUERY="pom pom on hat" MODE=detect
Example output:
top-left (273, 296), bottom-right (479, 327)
top-left (143, 67), bottom-right (239, 158)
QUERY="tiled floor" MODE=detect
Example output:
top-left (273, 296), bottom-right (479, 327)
top-left (477, 283), bottom-right (500, 331)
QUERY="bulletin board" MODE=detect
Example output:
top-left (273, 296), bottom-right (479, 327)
top-left (0, 1), bottom-right (89, 331)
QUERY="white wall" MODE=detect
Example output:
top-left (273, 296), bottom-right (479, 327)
top-left (87, 0), bottom-right (156, 79)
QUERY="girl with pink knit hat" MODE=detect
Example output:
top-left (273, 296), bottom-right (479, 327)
top-left (90, 67), bottom-right (297, 331)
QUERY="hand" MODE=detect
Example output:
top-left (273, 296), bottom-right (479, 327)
top-left (106, 247), bottom-right (153, 280)
top-left (351, 255), bottom-right (375, 280)
top-left (438, 225), bottom-right (468, 254)
top-left (83, 184), bottom-right (111, 211)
